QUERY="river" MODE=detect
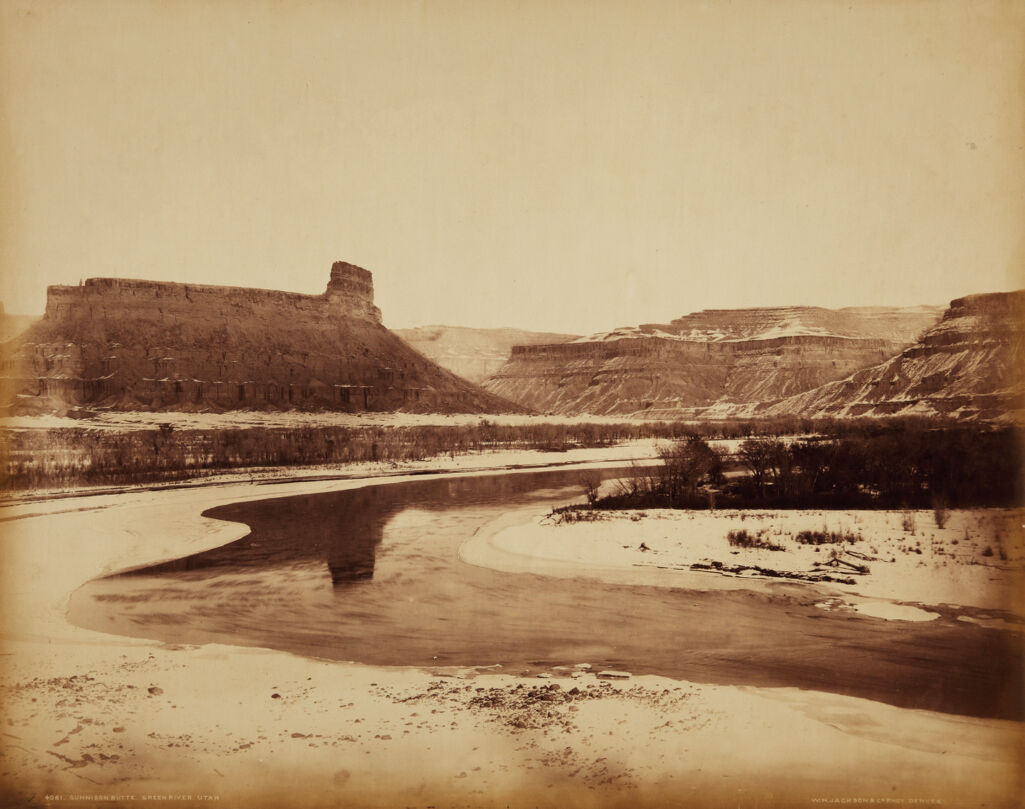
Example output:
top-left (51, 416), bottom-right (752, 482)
top-left (67, 466), bottom-right (1023, 720)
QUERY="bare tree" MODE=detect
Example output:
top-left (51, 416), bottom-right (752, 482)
top-left (579, 472), bottom-right (601, 506)
top-left (656, 435), bottom-right (722, 506)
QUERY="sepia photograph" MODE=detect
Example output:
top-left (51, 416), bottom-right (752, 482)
top-left (1, 1), bottom-right (1023, 807)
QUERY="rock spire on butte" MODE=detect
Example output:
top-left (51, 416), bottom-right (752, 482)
top-left (1, 261), bottom-right (518, 415)
top-left (325, 261), bottom-right (382, 323)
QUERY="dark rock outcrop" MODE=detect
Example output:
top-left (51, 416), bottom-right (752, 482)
top-left (1, 262), bottom-right (521, 415)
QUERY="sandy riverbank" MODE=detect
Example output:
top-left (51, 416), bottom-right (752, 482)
top-left (2, 462), bottom-right (1023, 808)
top-left (461, 506), bottom-right (1025, 621)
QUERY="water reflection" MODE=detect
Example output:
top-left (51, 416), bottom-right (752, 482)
top-left (71, 467), bottom-right (1024, 720)
top-left (112, 469), bottom-right (604, 590)
top-left (116, 485), bottom-right (394, 589)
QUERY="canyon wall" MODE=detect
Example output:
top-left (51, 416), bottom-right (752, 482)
top-left (1, 262), bottom-right (519, 415)
top-left (482, 306), bottom-right (944, 417)
top-left (749, 290), bottom-right (1025, 422)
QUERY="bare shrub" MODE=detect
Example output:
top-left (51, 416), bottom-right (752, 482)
top-left (579, 473), bottom-right (601, 507)
top-left (545, 506), bottom-right (608, 525)
top-left (901, 511), bottom-right (916, 534)
top-left (794, 529), bottom-right (862, 545)
top-left (726, 529), bottom-right (785, 551)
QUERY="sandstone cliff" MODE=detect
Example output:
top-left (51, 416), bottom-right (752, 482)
top-left (394, 326), bottom-right (579, 383)
top-left (1, 262), bottom-right (521, 415)
top-left (748, 290), bottom-right (1025, 422)
top-left (482, 306), bottom-right (943, 417)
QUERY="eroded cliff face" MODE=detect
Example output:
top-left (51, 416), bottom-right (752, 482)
top-left (0, 262), bottom-right (520, 415)
top-left (482, 306), bottom-right (944, 416)
top-left (749, 290), bottom-right (1025, 422)
top-left (394, 326), bottom-right (579, 383)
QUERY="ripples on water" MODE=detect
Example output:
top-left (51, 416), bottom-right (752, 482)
top-left (68, 468), bottom-right (1024, 719)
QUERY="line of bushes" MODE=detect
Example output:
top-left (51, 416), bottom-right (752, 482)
top-left (0, 421), bottom-right (614, 490)
top-left (593, 424), bottom-right (1024, 511)
top-left (0, 413), bottom-right (998, 493)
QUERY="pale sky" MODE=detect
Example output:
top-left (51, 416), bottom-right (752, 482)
top-left (2, 0), bottom-right (1023, 334)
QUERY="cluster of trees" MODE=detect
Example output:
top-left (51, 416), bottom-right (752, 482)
top-left (673, 414), bottom-right (957, 441)
top-left (599, 424), bottom-right (1023, 510)
top-left (733, 427), bottom-right (1022, 508)
top-left (600, 435), bottom-right (726, 509)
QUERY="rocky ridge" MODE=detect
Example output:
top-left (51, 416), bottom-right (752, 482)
top-left (1, 262), bottom-right (521, 415)
top-left (482, 305), bottom-right (943, 417)
top-left (747, 290), bottom-right (1025, 422)
top-left (579, 305), bottom-right (943, 344)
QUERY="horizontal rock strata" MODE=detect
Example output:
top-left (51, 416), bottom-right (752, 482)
top-left (483, 306), bottom-right (943, 416)
top-left (1, 262), bottom-right (520, 415)
top-left (750, 290), bottom-right (1025, 422)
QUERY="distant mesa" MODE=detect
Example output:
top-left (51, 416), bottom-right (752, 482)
top-left (482, 304), bottom-right (946, 417)
top-left (395, 325), bottom-right (580, 384)
top-left (6, 264), bottom-right (1019, 422)
top-left (0, 262), bottom-right (522, 415)
top-left (0, 303), bottom-right (40, 343)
